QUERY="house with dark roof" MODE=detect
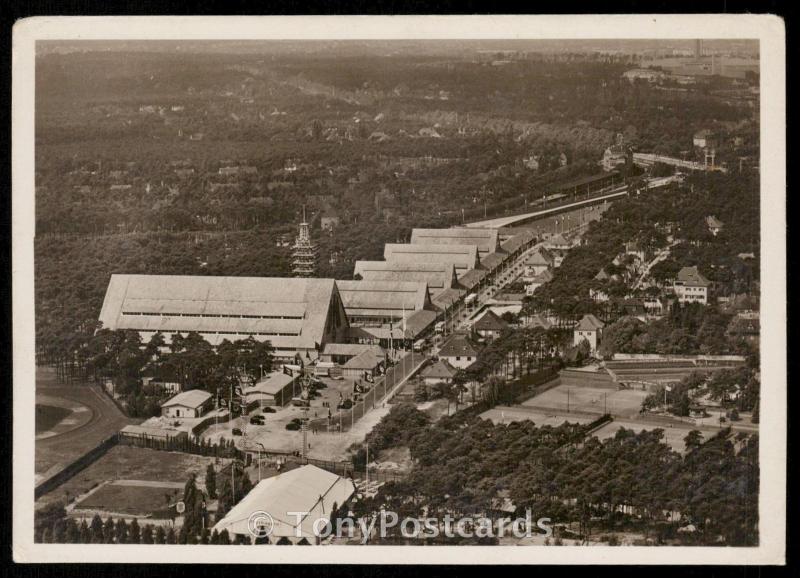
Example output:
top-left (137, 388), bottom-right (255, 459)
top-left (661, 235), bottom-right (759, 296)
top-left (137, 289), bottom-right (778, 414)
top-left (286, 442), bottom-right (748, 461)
top-left (473, 310), bottom-right (509, 341)
top-left (437, 333), bottom-right (480, 370)
top-left (573, 314), bottom-right (605, 354)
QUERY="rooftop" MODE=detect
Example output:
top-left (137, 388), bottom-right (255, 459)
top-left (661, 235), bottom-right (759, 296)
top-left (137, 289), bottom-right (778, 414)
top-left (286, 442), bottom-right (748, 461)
top-left (336, 280), bottom-right (431, 317)
top-left (384, 243), bottom-right (479, 271)
top-left (575, 314), bottom-right (605, 332)
top-left (473, 310), bottom-right (509, 332)
top-left (99, 274), bottom-right (346, 350)
top-left (212, 465), bottom-right (356, 539)
top-left (162, 389), bottom-right (212, 409)
top-left (676, 266), bottom-right (710, 287)
top-left (438, 333), bottom-right (479, 359)
top-left (352, 261), bottom-right (456, 295)
top-left (410, 227), bottom-right (500, 254)
top-left (421, 359), bottom-right (458, 380)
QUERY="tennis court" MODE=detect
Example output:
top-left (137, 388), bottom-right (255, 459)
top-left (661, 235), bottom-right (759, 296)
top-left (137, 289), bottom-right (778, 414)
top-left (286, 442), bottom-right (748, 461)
top-left (522, 384), bottom-right (648, 419)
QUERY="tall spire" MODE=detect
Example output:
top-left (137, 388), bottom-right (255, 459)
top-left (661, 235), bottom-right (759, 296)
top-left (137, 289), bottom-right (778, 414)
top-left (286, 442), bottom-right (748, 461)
top-left (292, 205), bottom-right (317, 277)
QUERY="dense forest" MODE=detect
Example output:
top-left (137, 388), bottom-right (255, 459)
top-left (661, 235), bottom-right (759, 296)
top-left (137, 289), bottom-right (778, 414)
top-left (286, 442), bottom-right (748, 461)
top-left (34, 47), bottom-right (759, 369)
top-left (346, 404), bottom-right (758, 546)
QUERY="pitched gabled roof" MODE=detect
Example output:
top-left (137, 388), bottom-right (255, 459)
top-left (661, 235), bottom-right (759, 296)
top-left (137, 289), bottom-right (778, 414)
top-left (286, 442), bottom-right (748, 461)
top-left (353, 261), bottom-right (457, 295)
top-left (480, 251), bottom-right (507, 271)
top-left (575, 314), bottom-right (605, 332)
top-left (438, 333), bottom-right (479, 358)
top-left (473, 310), bottom-right (509, 332)
top-left (342, 348), bottom-right (384, 370)
top-left (384, 243), bottom-right (479, 271)
top-left (162, 389), bottom-right (212, 409)
top-left (432, 288), bottom-right (466, 310)
top-left (410, 227), bottom-right (499, 254)
top-left (212, 465), bottom-right (356, 538)
top-left (458, 268), bottom-right (487, 290)
top-left (248, 371), bottom-right (296, 396)
top-left (547, 234), bottom-right (570, 247)
top-left (594, 269), bottom-right (609, 281)
top-left (98, 274), bottom-right (345, 350)
top-left (336, 280), bottom-right (430, 317)
top-left (527, 314), bottom-right (553, 330)
top-left (421, 359), bottom-right (457, 379)
top-left (705, 215), bottom-right (724, 229)
top-left (526, 249), bottom-right (553, 267)
top-left (676, 266), bottom-right (710, 287)
top-left (531, 269), bottom-right (554, 284)
top-left (500, 230), bottom-right (536, 254)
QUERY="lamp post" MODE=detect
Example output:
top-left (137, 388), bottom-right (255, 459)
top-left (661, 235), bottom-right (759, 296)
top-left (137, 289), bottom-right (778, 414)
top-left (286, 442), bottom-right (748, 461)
top-left (255, 442), bottom-right (266, 482)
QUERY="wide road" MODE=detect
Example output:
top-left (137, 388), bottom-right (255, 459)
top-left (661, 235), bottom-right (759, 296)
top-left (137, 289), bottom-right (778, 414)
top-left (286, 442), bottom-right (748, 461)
top-left (35, 367), bottom-right (135, 485)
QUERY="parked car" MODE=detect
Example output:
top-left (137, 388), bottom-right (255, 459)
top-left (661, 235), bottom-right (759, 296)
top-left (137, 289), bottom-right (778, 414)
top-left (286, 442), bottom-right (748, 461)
top-left (250, 415), bottom-right (265, 425)
top-left (262, 406), bottom-right (276, 414)
top-left (232, 428), bottom-right (243, 436)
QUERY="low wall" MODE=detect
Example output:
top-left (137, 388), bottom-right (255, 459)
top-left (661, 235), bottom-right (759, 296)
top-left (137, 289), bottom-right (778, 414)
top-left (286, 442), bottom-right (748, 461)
top-left (35, 434), bottom-right (120, 500)
top-left (559, 368), bottom-right (616, 388)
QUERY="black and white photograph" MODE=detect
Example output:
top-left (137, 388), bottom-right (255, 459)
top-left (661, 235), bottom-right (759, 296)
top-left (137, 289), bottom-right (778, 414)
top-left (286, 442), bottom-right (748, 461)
top-left (11, 15), bottom-right (786, 565)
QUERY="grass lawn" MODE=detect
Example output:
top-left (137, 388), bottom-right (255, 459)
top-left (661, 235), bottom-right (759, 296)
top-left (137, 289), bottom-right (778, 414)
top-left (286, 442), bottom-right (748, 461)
top-left (36, 445), bottom-right (224, 510)
top-left (74, 482), bottom-right (183, 516)
top-left (36, 404), bottom-right (72, 433)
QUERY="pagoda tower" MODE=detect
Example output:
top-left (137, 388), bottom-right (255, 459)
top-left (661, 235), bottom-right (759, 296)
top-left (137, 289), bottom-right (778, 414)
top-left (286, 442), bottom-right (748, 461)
top-left (291, 207), bottom-right (318, 277)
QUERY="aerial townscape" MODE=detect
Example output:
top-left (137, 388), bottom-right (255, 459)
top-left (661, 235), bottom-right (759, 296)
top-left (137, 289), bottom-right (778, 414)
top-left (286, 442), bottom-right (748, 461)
top-left (33, 38), bottom-right (760, 547)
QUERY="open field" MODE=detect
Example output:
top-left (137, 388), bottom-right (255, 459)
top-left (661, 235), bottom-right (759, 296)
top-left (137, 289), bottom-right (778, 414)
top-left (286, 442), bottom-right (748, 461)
top-left (72, 480), bottom-right (184, 516)
top-left (35, 445), bottom-right (221, 510)
top-left (591, 420), bottom-right (716, 454)
top-left (480, 405), bottom-right (596, 427)
top-left (522, 384), bottom-right (649, 419)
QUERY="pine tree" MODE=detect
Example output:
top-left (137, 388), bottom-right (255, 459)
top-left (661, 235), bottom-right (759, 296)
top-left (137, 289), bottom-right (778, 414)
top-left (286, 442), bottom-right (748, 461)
top-left (52, 518), bottom-right (67, 543)
top-left (200, 527), bottom-right (210, 545)
top-left (103, 517), bottom-right (116, 543)
top-left (79, 520), bottom-right (91, 544)
top-left (141, 524), bottom-right (154, 544)
top-left (166, 527), bottom-right (177, 544)
top-left (115, 518), bottom-right (129, 544)
top-left (65, 518), bottom-right (80, 543)
top-left (129, 518), bottom-right (141, 544)
top-left (210, 529), bottom-right (219, 545)
top-left (154, 525), bottom-right (166, 544)
top-left (90, 514), bottom-right (104, 544)
top-left (206, 463), bottom-right (217, 499)
top-left (219, 529), bottom-right (231, 545)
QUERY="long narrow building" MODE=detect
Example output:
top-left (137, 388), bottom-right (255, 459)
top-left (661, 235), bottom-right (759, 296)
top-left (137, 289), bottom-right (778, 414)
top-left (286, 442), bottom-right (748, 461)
top-left (98, 274), bottom-right (349, 361)
top-left (352, 261), bottom-right (458, 297)
top-left (410, 227), bottom-right (500, 257)
top-left (384, 243), bottom-right (479, 277)
top-left (335, 280), bottom-right (432, 327)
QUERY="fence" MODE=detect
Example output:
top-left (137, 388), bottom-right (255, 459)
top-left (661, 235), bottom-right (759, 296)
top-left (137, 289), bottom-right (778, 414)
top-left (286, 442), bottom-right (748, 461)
top-left (308, 353), bottom-right (426, 433)
top-left (118, 431), bottom-right (248, 462)
top-left (35, 434), bottom-right (120, 499)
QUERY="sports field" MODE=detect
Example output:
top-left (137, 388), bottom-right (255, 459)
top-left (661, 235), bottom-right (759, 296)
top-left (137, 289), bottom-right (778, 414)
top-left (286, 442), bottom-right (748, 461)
top-left (36, 445), bottom-right (222, 510)
top-left (35, 404), bottom-right (72, 433)
top-left (590, 420), bottom-right (714, 453)
top-left (73, 480), bottom-right (184, 516)
top-left (522, 384), bottom-right (648, 419)
top-left (481, 406), bottom-right (596, 427)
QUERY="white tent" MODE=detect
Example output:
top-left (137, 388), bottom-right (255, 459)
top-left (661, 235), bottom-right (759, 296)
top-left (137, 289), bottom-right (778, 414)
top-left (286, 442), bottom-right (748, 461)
top-left (212, 464), bottom-right (356, 544)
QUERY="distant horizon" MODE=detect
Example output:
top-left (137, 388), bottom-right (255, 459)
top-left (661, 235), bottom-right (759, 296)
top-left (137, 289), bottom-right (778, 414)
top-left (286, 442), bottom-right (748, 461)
top-left (37, 38), bottom-right (760, 57)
